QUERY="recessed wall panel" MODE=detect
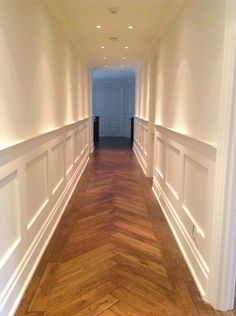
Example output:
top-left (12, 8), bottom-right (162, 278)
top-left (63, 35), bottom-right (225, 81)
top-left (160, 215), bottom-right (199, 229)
top-left (74, 130), bottom-right (80, 161)
top-left (65, 135), bottom-right (73, 174)
top-left (25, 153), bottom-right (48, 227)
top-left (109, 120), bottom-right (120, 134)
top-left (156, 137), bottom-right (165, 178)
top-left (183, 156), bottom-right (208, 232)
top-left (166, 144), bottom-right (181, 199)
top-left (51, 142), bottom-right (64, 194)
top-left (0, 171), bottom-right (20, 266)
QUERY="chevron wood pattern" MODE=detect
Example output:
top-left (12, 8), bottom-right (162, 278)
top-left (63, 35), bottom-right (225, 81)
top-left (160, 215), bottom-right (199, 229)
top-left (16, 138), bottom-right (235, 316)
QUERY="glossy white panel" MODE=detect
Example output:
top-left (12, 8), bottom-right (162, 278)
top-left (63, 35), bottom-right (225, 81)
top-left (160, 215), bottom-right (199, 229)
top-left (65, 135), bottom-right (73, 174)
top-left (25, 153), bottom-right (48, 228)
top-left (183, 156), bottom-right (208, 233)
top-left (51, 142), bottom-right (64, 194)
top-left (0, 171), bottom-right (20, 267)
top-left (166, 144), bottom-right (181, 199)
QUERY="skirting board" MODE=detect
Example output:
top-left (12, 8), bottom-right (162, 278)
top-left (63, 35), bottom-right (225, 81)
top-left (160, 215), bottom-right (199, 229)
top-left (133, 142), bottom-right (147, 176)
top-left (1, 153), bottom-right (89, 316)
top-left (152, 177), bottom-right (207, 299)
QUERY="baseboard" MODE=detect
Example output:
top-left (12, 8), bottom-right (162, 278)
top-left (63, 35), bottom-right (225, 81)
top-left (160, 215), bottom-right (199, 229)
top-left (1, 153), bottom-right (89, 316)
top-left (152, 177), bottom-right (208, 298)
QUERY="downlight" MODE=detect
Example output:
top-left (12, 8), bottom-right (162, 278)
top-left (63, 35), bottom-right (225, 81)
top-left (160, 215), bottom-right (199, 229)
top-left (108, 7), bottom-right (119, 14)
top-left (109, 36), bottom-right (118, 41)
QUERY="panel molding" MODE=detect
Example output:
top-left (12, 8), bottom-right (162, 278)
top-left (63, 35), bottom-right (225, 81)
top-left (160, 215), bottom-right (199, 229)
top-left (155, 124), bottom-right (216, 155)
top-left (0, 119), bottom-right (90, 316)
top-left (152, 124), bottom-right (216, 303)
top-left (133, 117), bottom-right (149, 175)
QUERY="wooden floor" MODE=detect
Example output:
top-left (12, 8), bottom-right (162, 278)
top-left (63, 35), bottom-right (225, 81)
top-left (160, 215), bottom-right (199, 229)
top-left (16, 137), bottom-right (235, 316)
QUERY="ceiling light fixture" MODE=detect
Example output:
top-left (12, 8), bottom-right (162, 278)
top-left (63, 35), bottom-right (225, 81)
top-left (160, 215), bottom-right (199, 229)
top-left (109, 36), bottom-right (118, 41)
top-left (128, 26), bottom-right (133, 29)
top-left (108, 7), bottom-right (119, 14)
top-left (101, 46), bottom-right (105, 49)
top-left (96, 25), bottom-right (102, 29)
top-left (124, 46), bottom-right (128, 49)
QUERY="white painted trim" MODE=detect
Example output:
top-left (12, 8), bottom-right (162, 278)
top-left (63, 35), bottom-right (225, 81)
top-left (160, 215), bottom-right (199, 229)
top-left (0, 118), bottom-right (89, 154)
top-left (152, 178), bottom-right (208, 297)
top-left (155, 125), bottom-right (217, 153)
top-left (206, 0), bottom-right (236, 310)
top-left (152, 125), bottom-right (216, 304)
top-left (134, 116), bottom-right (149, 123)
top-left (1, 154), bottom-right (89, 316)
top-left (90, 143), bottom-right (95, 153)
top-left (133, 142), bottom-right (147, 176)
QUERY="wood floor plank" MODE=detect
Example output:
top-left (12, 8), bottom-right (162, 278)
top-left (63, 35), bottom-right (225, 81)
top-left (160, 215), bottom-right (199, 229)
top-left (15, 137), bottom-right (235, 315)
top-left (76, 294), bottom-right (119, 316)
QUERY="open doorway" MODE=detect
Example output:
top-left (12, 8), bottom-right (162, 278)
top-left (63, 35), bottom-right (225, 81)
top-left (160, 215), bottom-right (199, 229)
top-left (92, 69), bottom-right (135, 146)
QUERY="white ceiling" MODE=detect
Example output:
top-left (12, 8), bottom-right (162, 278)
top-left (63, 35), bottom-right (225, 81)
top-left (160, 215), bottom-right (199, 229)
top-left (47, 0), bottom-right (183, 70)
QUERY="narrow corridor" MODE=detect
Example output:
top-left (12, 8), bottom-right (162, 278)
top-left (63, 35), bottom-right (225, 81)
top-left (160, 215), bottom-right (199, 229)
top-left (15, 138), bottom-right (231, 316)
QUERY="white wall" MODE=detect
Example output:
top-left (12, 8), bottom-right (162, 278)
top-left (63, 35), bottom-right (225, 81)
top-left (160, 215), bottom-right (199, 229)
top-left (155, 0), bottom-right (225, 145)
top-left (93, 79), bottom-right (135, 137)
top-left (134, 52), bottom-right (157, 176)
top-left (0, 2), bottom-right (91, 315)
top-left (0, 0), bottom-right (90, 149)
top-left (134, 0), bottom-right (228, 309)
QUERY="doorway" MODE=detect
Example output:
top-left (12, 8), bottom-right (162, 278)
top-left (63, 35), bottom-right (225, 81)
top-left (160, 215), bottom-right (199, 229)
top-left (92, 69), bottom-right (135, 140)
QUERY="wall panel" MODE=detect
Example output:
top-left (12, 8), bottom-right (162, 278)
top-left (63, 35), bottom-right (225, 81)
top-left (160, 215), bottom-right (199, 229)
top-left (25, 153), bottom-right (49, 229)
top-left (0, 119), bottom-right (90, 316)
top-left (133, 117), bottom-right (148, 175)
top-left (152, 124), bottom-right (216, 297)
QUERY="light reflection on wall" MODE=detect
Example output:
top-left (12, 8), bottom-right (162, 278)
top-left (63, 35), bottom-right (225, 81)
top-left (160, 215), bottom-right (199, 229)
top-left (0, 1), bottom-right (90, 147)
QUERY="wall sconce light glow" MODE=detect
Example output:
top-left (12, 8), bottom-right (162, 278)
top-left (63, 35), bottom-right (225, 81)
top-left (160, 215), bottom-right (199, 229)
top-left (101, 46), bottom-right (105, 49)
top-left (124, 46), bottom-right (128, 49)
top-left (96, 25), bottom-right (102, 29)
top-left (103, 57), bottom-right (107, 59)
top-left (128, 26), bottom-right (133, 29)
top-left (122, 57), bottom-right (126, 59)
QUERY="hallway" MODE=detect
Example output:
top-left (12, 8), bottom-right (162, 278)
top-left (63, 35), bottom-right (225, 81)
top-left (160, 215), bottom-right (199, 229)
top-left (1, 1), bottom-right (236, 314)
top-left (16, 139), bottom-right (231, 316)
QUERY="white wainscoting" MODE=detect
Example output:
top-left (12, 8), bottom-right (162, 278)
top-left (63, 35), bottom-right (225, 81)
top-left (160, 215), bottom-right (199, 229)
top-left (152, 125), bottom-right (216, 298)
top-left (0, 119), bottom-right (90, 316)
top-left (133, 117), bottom-right (149, 175)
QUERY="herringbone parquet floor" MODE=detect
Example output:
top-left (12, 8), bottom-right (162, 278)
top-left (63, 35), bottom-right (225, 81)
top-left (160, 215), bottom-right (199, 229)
top-left (16, 138), bottom-right (235, 316)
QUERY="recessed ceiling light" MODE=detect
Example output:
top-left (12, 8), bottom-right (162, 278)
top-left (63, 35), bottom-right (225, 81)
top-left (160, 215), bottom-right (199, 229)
top-left (128, 26), bottom-right (133, 29)
top-left (122, 57), bottom-right (126, 59)
top-left (124, 46), bottom-right (128, 49)
top-left (96, 25), bottom-right (102, 29)
top-left (108, 7), bottom-right (119, 14)
top-left (101, 46), bottom-right (105, 49)
top-left (109, 36), bottom-right (118, 41)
